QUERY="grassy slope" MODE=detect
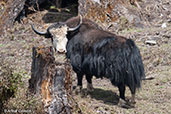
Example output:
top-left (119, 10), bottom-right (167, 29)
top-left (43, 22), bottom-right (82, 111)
top-left (0, 8), bottom-right (171, 114)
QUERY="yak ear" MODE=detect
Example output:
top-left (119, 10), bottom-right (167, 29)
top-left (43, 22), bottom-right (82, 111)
top-left (45, 33), bottom-right (52, 38)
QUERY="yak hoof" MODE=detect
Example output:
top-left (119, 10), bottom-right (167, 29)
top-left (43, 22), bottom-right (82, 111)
top-left (74, 86), bottom-right (82, 95)
top-left (129, 99), bottom-right (136, 104)
top-left (118, 98), bottom-right (127, 107)
top-left (118, 98), bottom-right (135, 109)
top-left (87, 83), bottom-right (94, 92)
top-left (128, 99), bottom-right (136, 108)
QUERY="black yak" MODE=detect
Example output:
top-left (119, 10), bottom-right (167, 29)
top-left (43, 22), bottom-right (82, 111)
top-left (32, 15), bottom-right (145, 106)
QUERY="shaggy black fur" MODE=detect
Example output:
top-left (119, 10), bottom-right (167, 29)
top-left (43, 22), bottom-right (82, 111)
top-left (65, 16), bottom-right (145, 101)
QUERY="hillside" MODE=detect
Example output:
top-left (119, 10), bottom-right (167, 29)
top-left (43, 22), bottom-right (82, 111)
top-left (0, 0), bottom-right (171, 113)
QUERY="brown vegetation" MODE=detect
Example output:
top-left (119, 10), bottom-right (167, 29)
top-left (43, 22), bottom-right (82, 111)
top-left (0, 0), bottom-right (171, 113)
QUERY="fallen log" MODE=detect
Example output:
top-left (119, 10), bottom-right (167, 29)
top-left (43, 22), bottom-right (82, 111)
top-left (28, 46), bottom-right (81, 114)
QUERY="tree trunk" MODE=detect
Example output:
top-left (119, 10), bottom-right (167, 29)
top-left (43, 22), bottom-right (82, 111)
top-left (55, 0), bottom-right (62, 8)
top-left (29, 46), bottom-right (81, 114)
top-left (0, 0), bottom-right (26, 33)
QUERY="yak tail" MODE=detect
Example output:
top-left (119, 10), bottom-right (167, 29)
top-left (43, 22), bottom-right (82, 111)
top-left (126, 39), bottom-right (145, 88)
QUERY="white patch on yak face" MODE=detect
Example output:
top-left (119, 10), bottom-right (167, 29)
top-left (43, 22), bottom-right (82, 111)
top-left (49, 25), bottom-right (68, 53)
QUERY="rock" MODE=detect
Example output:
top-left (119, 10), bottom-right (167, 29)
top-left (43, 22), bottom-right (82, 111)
top-left (145, 40), bottom-right (157, 45)
top-left (167, 19), bottom-right (171, 23)
top-left (166, 87), bottom-right (171, 97)
top-left (161, 23), bottom-right (167, 28)
top-left (92, 0), bottom-right (101, 5)
top-left (78, 0), bottom-right (144, 30)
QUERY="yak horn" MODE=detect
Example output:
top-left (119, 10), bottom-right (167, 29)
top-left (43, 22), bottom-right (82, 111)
top-left (68, 15), bottom-right (82, 31)
top-left (31, 24), bottom-right (49, 36)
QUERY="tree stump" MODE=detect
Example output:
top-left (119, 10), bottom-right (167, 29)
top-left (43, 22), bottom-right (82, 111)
top-left (28, 46), bottom-right (81, 114)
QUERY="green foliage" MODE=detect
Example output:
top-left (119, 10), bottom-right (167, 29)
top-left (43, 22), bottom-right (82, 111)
top-left (50, 5), bottom-right (56, 9)
top-left (0, 61), bottom-right (23, 110)
top-left (9, 72), bottom-right (23, 95)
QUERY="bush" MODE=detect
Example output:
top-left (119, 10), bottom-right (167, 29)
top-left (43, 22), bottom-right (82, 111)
top-left (0, 60), bottom-right (22, 113)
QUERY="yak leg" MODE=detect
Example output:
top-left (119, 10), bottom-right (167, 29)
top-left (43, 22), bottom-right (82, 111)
top-left (128, 86), bottom-right (136, 105)
top-left (77, 73), bottom-right (83, 87)
top-left (86, 75), bottom-right (94, 92)
top-left (118, 84), bottom-right (127, 106)
top-left (118, 84), bottom-right (126, 100)
top-left (75, 73), bottom-right (83, 94)
top-left (130, 94), bottom-right (136, 104)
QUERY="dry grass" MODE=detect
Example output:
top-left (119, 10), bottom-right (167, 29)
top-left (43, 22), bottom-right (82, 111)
top-left (0, 1), bottom-right (171, 113)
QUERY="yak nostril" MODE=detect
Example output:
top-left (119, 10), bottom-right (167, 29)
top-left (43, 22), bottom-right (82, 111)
top-left (57, 49), bottom-right (66, 54)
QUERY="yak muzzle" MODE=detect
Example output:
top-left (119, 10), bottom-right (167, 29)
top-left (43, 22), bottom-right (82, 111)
top-left (57, 49), bottom-right (66, 54)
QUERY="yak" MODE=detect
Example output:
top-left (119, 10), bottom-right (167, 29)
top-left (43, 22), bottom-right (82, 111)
top-left (32, 15), bottom-right (145, 106)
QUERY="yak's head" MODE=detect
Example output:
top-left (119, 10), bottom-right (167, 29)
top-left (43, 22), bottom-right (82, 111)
top-left (31, 16), bottom-right (82, 53)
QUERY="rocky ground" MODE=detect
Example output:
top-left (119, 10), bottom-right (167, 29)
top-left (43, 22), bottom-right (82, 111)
top-left (0, 0), bottom-right (171, 113)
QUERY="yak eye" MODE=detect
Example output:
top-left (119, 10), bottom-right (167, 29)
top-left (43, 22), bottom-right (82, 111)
top-left (59, 25), bottom-right (62, 28)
